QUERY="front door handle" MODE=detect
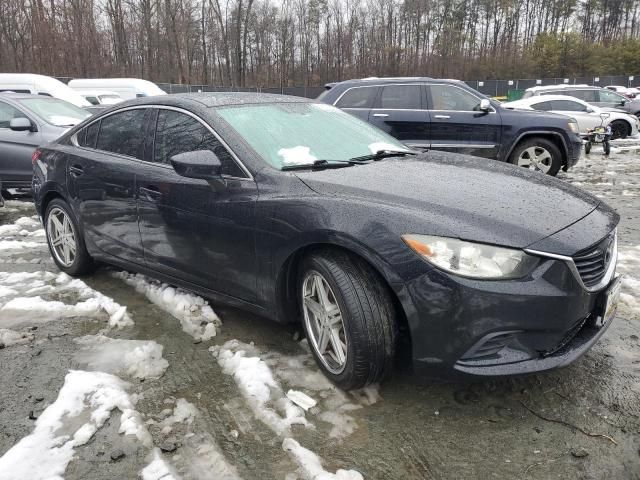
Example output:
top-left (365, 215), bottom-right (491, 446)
top-left (69, 164), bottom-right (84, 177)
top-left (434, 115), bottom-right (451, 119)
top-left (372, 113), bottom-right (389, 118)
top-left (139, 185), bottom-right (162, 202)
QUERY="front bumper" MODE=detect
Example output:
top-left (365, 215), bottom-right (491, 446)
top-left (567, 135), bottom-right (583, 169)
top-left (403, 247), bottom-right (617, 380)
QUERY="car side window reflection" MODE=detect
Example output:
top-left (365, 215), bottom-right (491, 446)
top-left (429, 85), bottom-right (480, 111)
top-left (0, 101), bottom-right (25, 129)
top-left (153, 109), bottom-right (245, 178)
top-left (550, 100), bottom-right (587, 112)
top-left (336, 87), bottom-right (377, 108)
top-left (96, 109), bottom-right (146, 159)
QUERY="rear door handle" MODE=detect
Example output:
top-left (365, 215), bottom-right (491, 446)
top-left (139, 185), bottom-right (162, 202)
top-left (434, 115), bottom-right (451, 119)
top-left (372, 113), bottom-right (389, 118)
top-left (69, 164), bottom-right (84, 177)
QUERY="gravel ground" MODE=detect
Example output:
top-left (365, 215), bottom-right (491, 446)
top-left (0, 148), bottom-right (639, 480)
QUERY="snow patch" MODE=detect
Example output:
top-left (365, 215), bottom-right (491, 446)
top-left (113, 271), bottom-right (219, 340)
top-left (0, 370), bottom-right (151, 480)
top-left (617, 245), bottom-right (640, 313)
top-left (0, 328), bottom-right (34, 347)
top-left (74, 334), bottom-right (169, 380)
top-left (140, 448), bottom-right (180, 480)
top-left (278, 146), bottom-right (317, 165)
top-left (282, 438), bottom-right (364, 480)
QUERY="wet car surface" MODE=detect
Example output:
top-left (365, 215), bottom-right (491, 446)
top-left (0, 148), bottom-right (639, 479)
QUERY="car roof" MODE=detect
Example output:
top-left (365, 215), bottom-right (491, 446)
top-left (124, 92), bottom-right (312, 108)
top-left (0, 92), bottom-right (46, 101)
top-left (327, 77), bottom-right (437, 87)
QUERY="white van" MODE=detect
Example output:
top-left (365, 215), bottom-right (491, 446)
top-left (0, 73), bottom-right (91, 107)
top-left (68, 78), bottom-right (166, 100)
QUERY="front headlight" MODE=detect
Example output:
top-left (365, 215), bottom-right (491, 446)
top-left (402, 234), bottom-right (539, 279)
top-left (567, 119), bottom-right (580, 134)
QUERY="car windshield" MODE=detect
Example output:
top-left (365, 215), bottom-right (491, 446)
top-left (17, 97), bottom-right (91, 126)
top-left (216, 103), bottom-right (410, 170)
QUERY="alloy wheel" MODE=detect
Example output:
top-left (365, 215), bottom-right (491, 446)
top-left (302, 271), bottom-right (348, 374)
top-left (47, 207), bottom-right (77, 267)
top-left (517, 146), bottom-right (552, 173)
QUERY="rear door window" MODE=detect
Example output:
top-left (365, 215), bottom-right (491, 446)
top-left (0, 101), bottom-right (25, 129)
top-left (530, 101), bottom-right (553, 111)
top-left (335, 87), bottom-right (378, 108)
top-left (569, 89), bottom-right (597, 102)
top-left (153, 109), bottom-right (245, 178)
top-left (379, 85), bottom-right (421, 109)
top-left (599, 89), bottom-right (626, 104)
top-left (96, 109), bottom-right (146, 159)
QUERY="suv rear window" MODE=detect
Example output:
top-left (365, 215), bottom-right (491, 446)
top-left (335, 87), bottom-right (378, 108)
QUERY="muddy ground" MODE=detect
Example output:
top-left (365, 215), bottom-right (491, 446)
top-left (0, 147), bottom-right (639, 480)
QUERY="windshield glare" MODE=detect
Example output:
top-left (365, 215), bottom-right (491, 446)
top-left (18, 98), bottom-right (91, 127)
top-left (217, 103), bottom-right (410, 169)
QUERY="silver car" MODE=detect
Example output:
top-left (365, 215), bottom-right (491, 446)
top-left (0, 94), bottom-right (91, 189)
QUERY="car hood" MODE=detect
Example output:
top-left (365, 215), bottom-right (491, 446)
top-left (295, 152), bottom-right (609, 251)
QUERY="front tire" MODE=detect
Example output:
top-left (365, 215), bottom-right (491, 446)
top-left (508, 137), bottom-right (562, 176)
top-left (44, 199), bottom-right (95, 276)
top-left (299, 249), bottom-right (397, 390)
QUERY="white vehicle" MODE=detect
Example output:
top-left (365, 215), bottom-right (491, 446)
top-left (68, 78), bottom-right (166, 100)
top-left (0, 74), bottom-right (91, 107)
top-left (77, 90), bottom-right (123, 105)
top-left (503, 95), bottom-right (639, 139)
top-left (605, 85), bottom-right (637, 98)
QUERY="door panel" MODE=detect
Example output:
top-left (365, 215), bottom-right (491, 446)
top-left (0, 101), bottom-right (41, 186)
top-left (426, 84), bottom-right (501, 159)
top-left (368, 84), bottom-right (429, 149)
top-left (67, 109), bottom-right (147, 264)
top-left (137, 108), bottom-right (258, 302)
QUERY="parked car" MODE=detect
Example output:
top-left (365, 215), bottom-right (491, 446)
top-left (68, 78), bottom-right (166, 100)
top-left (78, 90), bottom-right (124, 106)
top-left (522, 84), bottom-right (640, 117)
top-left (0, 74), bottom-right (91, 107)
top-left (605, 85), bottom-right (637, 98)
top-left (0, 93), bottom-right (91, 188)
top-left (503, 95), bottom-right (639, 139)
top-left (319, 77), bottom-right (582, 176)
top-left (33, 93), bottom-right (620, 389)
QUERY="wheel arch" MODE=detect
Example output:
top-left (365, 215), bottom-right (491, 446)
top-left (506, 131), bottom-right (568, 166)
top-left (274, 241), bottom-right (412, 361)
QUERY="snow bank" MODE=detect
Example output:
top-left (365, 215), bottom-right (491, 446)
top-left (0, 328), bottom-right (34, 347)
top-left (113, 271), bottom-right (219, 340)
top-left (282, 438), bottom-right (364, 480)
top-left (140, 448), bottom-right (180, 480)
top-left (617, 245), bottom-right (640, 313)
top-left (211, 340), bottom-right (310, 436)
top-left (0, 271), bottom-right (132, 328)
top-left (74, 334), bottom-right (169, 380)
top-left (0, 370), bottom-right (151, 480)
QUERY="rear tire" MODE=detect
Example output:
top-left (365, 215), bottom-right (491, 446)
top-left (609, 120), bottom-right (630, 140)
top-left (508, 137), bottom-right (562, 176)
top-left (44, 199), bottom-right (95, 276)
top-left (299, 249), bottom-right (397, 390)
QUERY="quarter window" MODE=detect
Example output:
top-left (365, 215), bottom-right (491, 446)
top-left (153, 109), bottom-right (245, 178)
top-left (0, 101), bottom-right (25, 129)
top-left (379, 85), bottom-right (421, 109)
top-left (549, 100), bottom-right (587, 112)
top-left (335, 87), bottom-right (378, 108)
top-left (79, 121), bottom-right (100, 148)
top-left (429, 85), bottom-right (481, 111)
top-left (96, 109), bottom-right (146, 159)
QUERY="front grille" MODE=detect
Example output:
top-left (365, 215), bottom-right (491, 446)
top-left (572, 234), bottom-right (614, 287)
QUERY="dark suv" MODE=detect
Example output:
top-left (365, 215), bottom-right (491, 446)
top-left (319, 78), bottom-right (583, 176)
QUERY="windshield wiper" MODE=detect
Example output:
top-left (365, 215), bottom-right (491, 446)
top-left (281, 159), bottom-right (365, 171)
top-left (349, 149), bottom-right (417, 162)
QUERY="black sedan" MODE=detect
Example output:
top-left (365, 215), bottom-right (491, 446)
top-left (32, 93), bottom-right (620, 389)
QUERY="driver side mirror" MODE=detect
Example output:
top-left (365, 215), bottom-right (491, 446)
top-left (9, 117), bottom-right (35, 132)
top-left (479, 99), bottom-right (491, 111)
top-left (170, 150), bottom-right (222, 181)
